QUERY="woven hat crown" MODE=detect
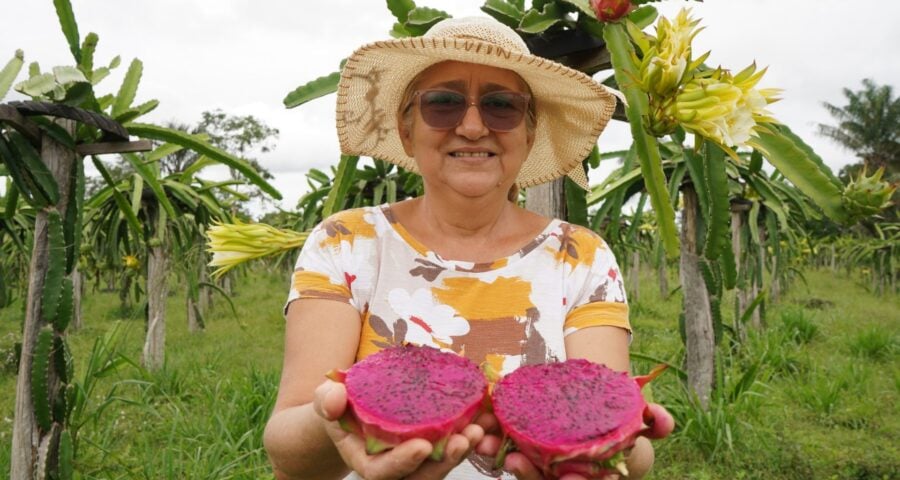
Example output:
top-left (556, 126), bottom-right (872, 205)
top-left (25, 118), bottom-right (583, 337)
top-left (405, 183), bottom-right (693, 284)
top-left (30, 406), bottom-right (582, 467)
top-left (424, 16), bottom-right (529, 53)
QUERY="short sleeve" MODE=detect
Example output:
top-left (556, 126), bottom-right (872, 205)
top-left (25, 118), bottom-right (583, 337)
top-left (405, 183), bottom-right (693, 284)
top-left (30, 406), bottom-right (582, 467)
top-left (564, 237), bottom-right (630, 336)
top-left (283, 222), bottom-right (354, 317)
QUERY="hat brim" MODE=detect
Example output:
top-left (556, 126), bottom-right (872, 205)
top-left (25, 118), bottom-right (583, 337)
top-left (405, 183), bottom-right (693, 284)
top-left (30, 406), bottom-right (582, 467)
top-left (336, 36), bottom-right (616, 189)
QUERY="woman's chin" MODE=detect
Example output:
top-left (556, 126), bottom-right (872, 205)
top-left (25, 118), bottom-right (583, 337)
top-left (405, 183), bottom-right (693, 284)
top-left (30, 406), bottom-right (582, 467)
top-left (439, 175), bottom-right (507, 198)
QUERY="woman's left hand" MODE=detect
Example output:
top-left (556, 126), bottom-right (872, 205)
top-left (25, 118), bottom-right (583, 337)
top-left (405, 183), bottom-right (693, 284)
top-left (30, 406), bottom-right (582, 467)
top-left (475, 403), bottom-right (675, 480)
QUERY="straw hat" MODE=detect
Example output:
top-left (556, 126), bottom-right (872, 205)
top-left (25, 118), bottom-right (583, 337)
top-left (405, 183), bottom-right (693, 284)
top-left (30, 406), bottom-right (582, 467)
top-left (335, 16), bottom-right (617, 189)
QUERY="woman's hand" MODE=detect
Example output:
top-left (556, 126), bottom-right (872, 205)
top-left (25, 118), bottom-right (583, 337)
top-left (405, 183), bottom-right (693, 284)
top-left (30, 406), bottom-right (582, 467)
top-left (475, 403), bottom-right (675, 480)
top-left (313, 380), bottom-right (486, 480)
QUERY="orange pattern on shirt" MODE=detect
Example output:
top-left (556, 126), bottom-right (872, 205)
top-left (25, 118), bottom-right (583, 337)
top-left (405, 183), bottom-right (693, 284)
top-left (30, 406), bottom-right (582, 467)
top-left (319, 208), bottom-right (377, 248)
top-left (432, 276), bottom-right (533, 319)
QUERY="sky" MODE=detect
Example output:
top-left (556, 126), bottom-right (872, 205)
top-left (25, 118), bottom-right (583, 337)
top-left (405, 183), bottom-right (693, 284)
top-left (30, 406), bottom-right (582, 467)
top-left (2, 0), bottom-right (898, 216)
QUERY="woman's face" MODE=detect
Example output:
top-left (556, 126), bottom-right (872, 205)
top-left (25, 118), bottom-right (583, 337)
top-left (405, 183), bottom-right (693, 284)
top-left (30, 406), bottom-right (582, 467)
top-left (399, 61), bottom-right (534, 200)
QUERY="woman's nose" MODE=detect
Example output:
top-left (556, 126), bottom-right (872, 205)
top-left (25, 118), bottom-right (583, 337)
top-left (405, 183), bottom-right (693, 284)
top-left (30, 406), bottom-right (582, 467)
top-left (455, 102), bottom-right (490, 139)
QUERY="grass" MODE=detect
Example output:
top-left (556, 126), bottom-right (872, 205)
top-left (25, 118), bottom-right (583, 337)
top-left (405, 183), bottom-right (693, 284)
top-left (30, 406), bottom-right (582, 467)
top-left (1, 265), bottom-right (898, 479)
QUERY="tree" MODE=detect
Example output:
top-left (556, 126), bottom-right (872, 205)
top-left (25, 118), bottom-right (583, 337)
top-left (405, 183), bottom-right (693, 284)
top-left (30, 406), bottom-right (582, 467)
top-left (818, 79), bottom-right (900, 179)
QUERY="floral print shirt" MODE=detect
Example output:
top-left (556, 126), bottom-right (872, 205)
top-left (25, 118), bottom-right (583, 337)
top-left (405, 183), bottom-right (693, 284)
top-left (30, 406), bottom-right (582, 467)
top-left (284, 204), bottom-right (630, 478)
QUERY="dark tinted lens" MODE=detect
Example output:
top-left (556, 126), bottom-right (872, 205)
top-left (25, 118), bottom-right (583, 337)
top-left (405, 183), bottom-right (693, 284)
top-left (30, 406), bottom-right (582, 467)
top-left (479, 92), bottom-right (528, 131)
top-left (419, 90), bottom-right (467, 129)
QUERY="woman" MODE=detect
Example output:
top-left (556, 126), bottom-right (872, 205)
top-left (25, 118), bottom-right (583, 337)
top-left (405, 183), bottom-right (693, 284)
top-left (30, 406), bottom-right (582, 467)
top-left (264, 16), bottom-right (673, 480)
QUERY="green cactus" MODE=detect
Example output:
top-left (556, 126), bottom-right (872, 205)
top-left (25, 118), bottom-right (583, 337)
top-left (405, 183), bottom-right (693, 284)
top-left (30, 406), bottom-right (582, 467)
top-left (31, 327), bottom-right (54, 432)
top-left (41, 209), bottom-right (66, 324)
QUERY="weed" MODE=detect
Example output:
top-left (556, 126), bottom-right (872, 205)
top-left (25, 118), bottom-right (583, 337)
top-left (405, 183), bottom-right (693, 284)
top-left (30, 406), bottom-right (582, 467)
top-left (848, 327), bottom-right (898, 361)
top-left (779, 307), bottom-right (818, 344)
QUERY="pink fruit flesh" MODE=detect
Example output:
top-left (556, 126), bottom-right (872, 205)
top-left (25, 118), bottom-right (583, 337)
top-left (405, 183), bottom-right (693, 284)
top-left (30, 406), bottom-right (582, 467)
top-left (337, 344), bottom-right (488, 459)
top-left (492, 359), bottom-right (663, 478)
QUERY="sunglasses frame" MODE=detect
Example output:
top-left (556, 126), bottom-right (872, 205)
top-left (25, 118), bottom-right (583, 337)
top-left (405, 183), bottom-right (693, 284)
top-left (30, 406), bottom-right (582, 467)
top-left (412, 89), bottom-right (532, 132)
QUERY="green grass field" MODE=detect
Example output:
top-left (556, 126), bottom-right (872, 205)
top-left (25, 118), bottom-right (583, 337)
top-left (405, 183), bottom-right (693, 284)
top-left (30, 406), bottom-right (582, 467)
top-left (1, 266), bottom-right (897, 479)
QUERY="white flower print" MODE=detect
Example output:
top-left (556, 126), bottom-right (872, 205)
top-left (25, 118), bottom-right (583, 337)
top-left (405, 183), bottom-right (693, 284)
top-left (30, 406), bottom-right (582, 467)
top-left (387, 288), bottom-right (470, 346)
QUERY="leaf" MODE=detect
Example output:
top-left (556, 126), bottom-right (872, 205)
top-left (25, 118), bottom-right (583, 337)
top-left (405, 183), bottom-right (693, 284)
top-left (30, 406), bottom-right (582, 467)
top-left (0, 135), bottom-right (47, 207)
top-left (701, 142), bottom-right (730, 261)
top-left (42, 210), bottom-right (66, 325)
top-left (749, 149), bottom-right (763, 174)
top-left (53, 0), bottom-right (82, 63)
top-left (390, 22), bottom-right (414, 38)
top-left (55, 277), bottom-right (74, 332)
top-left (112, 58), bottom-right (142, 117)
top-left (58, 429), bottom-right (74, 480)
top-left (283, 71), bottom-right (340, 108)
top-left (0, 49), bottom-right (25, 102)
top-left (519, 3), bottom-right (564, 34)
top-left (481, 0), bottom-right (525, 28)
top-left (64, 155), bottom-right (84, 274)
top-left (31, 327), bottom-right (55, 432)
top-left (79, 32), bottom-right (98, 74)
top-left (560, 0), bottom-right (594, 18)
top-left (2, 183), bottom-right (18, 220)
top-left (122, 153), bottom-right (176, 218)
top-left (564, 176), bottom-right (589, 227)
top-left (387, 0), bottom-right (417, 23)
top-left (15, 72), bottom-right (56, 97)
top-left (322, 155), bottom-right (359, 217)
top-left (627, 5), bottom-right (658, 29)
top-left (8, 132), bottom-right (60, 205)
top-left (91, 156), bottom-right (144, 238)
top-left (753, 124), bottom-right (846, 223)
top-left (126, 123), bottom-right (283, 200)
top-left (604, 23), bottom-right (679, 258)
top-left (404, 7), bottom-right (452, 35)
top-left (52, 65), bottom-right (87, 85)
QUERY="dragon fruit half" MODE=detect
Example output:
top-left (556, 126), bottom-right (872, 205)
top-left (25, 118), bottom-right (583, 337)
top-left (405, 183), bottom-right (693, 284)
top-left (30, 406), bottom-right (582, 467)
top-left (327, 344), bottom-right (488, 461)
top-left (491, 359), bottom-right (666, 478)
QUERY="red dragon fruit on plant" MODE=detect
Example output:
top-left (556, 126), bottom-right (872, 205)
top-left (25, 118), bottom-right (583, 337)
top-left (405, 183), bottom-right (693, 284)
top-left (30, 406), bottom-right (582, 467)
top-left (491, 359), bottom-right (667, 478)
top-left (327, 344), bottom-right (488, 461)
top-left (590, 0), bottom-right (635, 22)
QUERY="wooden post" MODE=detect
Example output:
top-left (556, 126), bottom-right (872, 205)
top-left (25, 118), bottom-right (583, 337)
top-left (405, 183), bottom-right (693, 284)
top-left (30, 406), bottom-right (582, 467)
top-left (657, 243), bottom-right (669, 298)
top-left (11, 119), bottom-right (75, 480)
top-left (70, 268), bottom-right (83, 330)
top-left (629, 250), bottom-right (640, 303)
top-left (142, 242), bottom-right (168, 370)
top-left (730, 203), bottom-right (750, 342)
top-left (525, 178), bottom-right (566, 219)
top-left (680, 187), bottom-right (714, 407)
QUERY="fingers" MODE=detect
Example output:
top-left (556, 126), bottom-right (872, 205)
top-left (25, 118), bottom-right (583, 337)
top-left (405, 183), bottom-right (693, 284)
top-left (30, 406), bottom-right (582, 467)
top-left (407, 425), bottom-right (484, 480)
top-left (340, 436), bottom-right (433, 480)
top-left (504, 452), bottom-right (544, 480)
top-left (474, 411), bottom-right (499, 433)
top-left (644, 403), bottom-right (675, 439)
top-left (474, 434), bottom-right (502, 456)
top-left (312, 380), bottom-right (347, 421)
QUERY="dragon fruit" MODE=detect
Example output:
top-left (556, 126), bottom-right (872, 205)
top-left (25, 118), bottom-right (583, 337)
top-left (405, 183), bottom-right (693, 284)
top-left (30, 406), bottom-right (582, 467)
top-left (327, 344), bottom-right (488, 461)
top-left (590, 0), bottom-right (634, 22)
top-left (491, 359), bottom-right (666, 478)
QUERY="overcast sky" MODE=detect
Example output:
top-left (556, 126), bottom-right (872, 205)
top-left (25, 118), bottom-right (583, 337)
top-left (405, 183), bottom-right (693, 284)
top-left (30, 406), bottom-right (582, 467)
top-left (2, 0), bottom-right (898, 215)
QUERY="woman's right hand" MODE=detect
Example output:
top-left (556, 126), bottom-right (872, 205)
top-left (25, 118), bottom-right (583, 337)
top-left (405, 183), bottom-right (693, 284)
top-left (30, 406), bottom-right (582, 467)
top-left (313, 380), bottom-right (486, 480)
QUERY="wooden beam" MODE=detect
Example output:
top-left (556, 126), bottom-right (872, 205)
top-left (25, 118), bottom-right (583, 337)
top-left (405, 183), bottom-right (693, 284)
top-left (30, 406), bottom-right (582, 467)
top-left (0, 105), bottom-right (42, 146)
top-left (75, 140), bottom-right (153, 156)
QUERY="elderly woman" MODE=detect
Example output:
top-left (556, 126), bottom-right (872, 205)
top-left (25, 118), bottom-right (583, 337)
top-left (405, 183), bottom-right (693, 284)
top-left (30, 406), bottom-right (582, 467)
top-left (264, 16), bottom-right (673, 480)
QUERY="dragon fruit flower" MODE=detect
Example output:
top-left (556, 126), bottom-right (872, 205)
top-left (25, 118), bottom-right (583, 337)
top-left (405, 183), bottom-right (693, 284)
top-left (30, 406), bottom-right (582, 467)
top-left (668, 65), bottom-right (780, 151)
top-left (206, 220), bottom-right (309, 277)
top-left (327, 344), bottom-right (488, 461)
top-left (640, 9), bottom-right (706, 97)
top-left (492, 360), bottom-right (667, 479)
top-left (590, 0), bottom-right (634, 22)
top-left (842, 166), bottom-right (897, 218)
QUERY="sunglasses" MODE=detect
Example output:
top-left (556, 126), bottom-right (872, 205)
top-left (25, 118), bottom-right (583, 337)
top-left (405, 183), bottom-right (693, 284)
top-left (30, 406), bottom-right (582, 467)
top-left (412, 89), bottom-right (532, 132)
